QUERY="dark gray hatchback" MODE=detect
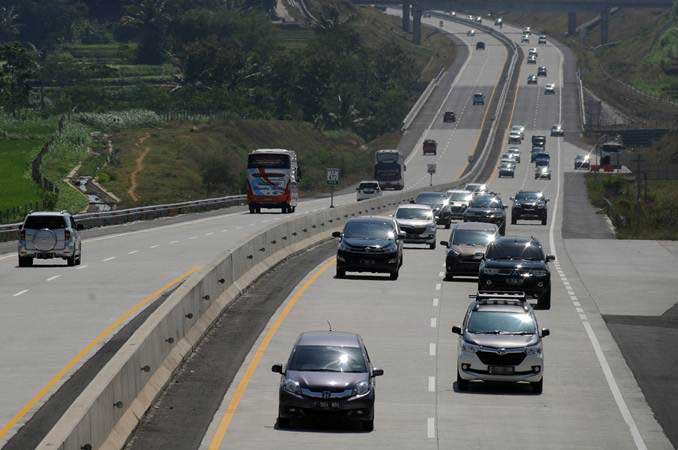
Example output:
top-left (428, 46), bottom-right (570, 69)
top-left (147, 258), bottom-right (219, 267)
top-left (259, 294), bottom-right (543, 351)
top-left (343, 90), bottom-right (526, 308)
top-left (272, 331), bottom-right (384, 431)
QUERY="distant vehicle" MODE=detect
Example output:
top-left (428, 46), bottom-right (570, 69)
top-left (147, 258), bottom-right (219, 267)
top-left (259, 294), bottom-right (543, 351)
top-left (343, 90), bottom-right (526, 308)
top-left (441, 222), bottom-right (498, 279)
top-left (415, 191), bottom-right (452, 228)
top-left (534, 153), bottom-right (551, 167)
top-left (538, 34), bottom-right (547, 44)
top-left (574, 154), bottom-right (591, 170)
top-left (507, 147), bottom-right (521, 163)
top-left (531, 135), bottom-right (546, 147)
top-left (527, 75), bottom-right (538, 84)
top-left (464, 183), bottom-right (488, 195)
top-left (451, 11), bottom-right (456, 16)
top-left (475, 16), bottom-right (482, 23)
top-left (511, 191), bottom-right (548, 225)
top-left (423, 139), bottom-right (437, 156)
top-left (535, 164), bottom-right (552, 180)
top-left (512, 125), bottom-right (526, 139)
top-left (498, 163), bottom-right (515, 178)
top-left (473, 93), bottom-right (485, 105)
top-left (356, 181), bottom-right (382, 202)
top-left (550, 124), bottom-right (564, 136)
top-left (463, 194), bottom-right (507, 235)
top-left (444, 111), bottom-right (456, 123)
top-left (538, 66), bottom-right (547, 76)
top-left (272, 331), bottom-right (384, 430)
top-left (528, 48), bottom-right (538, 57)
top-left (374, 149), bottom-right (405, 190)
top-left (467, 29), bottom-right (476, 37)
top-left (531, 148), bottom-right (547, 162)
top-left (333, 216), bottom-right (404, 279)
top-left (508, 131), bottom-right (522, 144)
top-left (494, 17), bottom-right (503, 26)
top-left (598, 141), bottom-right (624, 168)
top-left (440, 20), bottom-right (444, 27)
top-left (18, 211), bottom-right (83, 267)
top-left (478, 236), bottom-right (555, 309)
top-left (501, 153), bottom-right (517, 164)
top-left (476, 41), bottom-right (486, 50)
top-left (424, 11), bottom-right (431, 18)
top-left (394, 204), bottom-right (437, 249)
top-left (452, 292), bottom-right (550, 393)
top-left (527, 55), bottom-right (537, 64)
top-left (544, 83), bottom-right (555, 94)
top-left (523, 26), bottom-right (532, 34)
top-left (247, 149), bottom-right (299, 214)
top-left (446, 189), bottom-right (474, 219)
top-left (521, 34), bottom-right (530, 43)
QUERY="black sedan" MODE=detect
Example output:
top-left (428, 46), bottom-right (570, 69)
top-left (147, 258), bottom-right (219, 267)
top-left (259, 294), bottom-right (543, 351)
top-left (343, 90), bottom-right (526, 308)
top-left (463, 194), bottom-right (507, 235)
top-left (478, 236), bottom-right (555, 309)
top-left (333, 216), bottom-right (404, 280)
top-left (273, 331), bottom-right (384, 431)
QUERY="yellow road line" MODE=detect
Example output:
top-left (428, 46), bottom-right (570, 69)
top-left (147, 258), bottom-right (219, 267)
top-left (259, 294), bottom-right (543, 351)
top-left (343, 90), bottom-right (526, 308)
top-left (208, 258), bottom-right (335, 450)
top-left (0, 266), bottom-right (201, 440)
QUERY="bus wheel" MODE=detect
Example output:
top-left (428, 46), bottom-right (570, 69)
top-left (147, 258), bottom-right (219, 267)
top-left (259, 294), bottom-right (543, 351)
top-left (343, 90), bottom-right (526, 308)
top-left (256, 207), bottom-right (261, 214)
top-left (249, 206), bottom-right (255, 214)
top-left (291, 206), bottom-right (296, 213)
top-left (281, 205), bottom-right (288, 214)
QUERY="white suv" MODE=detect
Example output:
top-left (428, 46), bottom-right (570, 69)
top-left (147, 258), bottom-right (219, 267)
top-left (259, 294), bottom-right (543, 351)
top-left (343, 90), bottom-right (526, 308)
top-left (356, 181), bottom-right (382, 202)
top-left (452, 292), bottom-right (550, 393)
top-left (18, 211), bottom-right (83, 267)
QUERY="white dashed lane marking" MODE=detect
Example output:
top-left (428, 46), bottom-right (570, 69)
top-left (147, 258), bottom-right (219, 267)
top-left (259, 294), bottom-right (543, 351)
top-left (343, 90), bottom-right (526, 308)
top-left (76, 264), bottom-right (88, 270)
top-left (150, 244), bottom-right (160, 249)
top-left (432, 298), bottom-right (439, 307)
top-left (46, 275), bottom-right (61, 282)
top-left (13, 289), bottom-right (29, 297)
top-left (428, 376), bottom-right (436, 392)
top-left (102, 257), bottom-right (116, 262)
top-left (429, 343), bottom-right (437, 356)
top-left (430, 317), bottom-right (437, 328)
top-left (427, 417), bottom-right (436, 439)
top-left (128, 250), bottom-right (139, 255)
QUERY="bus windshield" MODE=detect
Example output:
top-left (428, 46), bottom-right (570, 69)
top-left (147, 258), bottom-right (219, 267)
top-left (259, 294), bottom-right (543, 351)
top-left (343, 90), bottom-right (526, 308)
top-left (247, 153), bottom-right (290, 169)
top-left (376, 152), bottom-right (400, 164)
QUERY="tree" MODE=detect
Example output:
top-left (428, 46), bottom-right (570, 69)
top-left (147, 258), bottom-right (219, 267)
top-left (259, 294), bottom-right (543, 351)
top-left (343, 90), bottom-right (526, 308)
top-left (0, 6), bottom-right (19, 42)
top-left (0, 43), bottom-right (38, 115)
top-left (121, 0), bottom-right (174, 63)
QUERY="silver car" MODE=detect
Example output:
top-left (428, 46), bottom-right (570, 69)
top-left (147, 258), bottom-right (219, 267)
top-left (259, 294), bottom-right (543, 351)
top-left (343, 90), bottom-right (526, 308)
top-left (17, 211), bottom-right (83, 267)
top-left (445, 190), bottom-right (474, 220)
top-left (452, 292), bottom-right (550, 393)
top-left (394, 204), bottom-right (437, 249)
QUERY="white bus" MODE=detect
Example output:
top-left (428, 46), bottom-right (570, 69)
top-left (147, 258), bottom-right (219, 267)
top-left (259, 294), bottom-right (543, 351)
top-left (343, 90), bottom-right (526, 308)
top-left (246, 149), bottom-right (299, 214)
top-left (374, 149), bottom-right (405, 190)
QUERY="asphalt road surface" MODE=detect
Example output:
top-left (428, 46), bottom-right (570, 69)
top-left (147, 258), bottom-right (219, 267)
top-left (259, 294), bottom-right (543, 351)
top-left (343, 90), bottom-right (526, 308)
top-left (189, 16), bottom-right (673, 450)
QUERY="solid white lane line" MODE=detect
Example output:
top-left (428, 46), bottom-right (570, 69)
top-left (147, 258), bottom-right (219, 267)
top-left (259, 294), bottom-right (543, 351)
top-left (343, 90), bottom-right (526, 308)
top-left (75, 264), bottom-right (88, 270)
top-left (429, 343), bottom-right (437, 356)
top-left (102, 256), bottom-right (116, 262)
top-left (128, 250), bottom-right (139, 255)
top-left (428, 376), bottom-right (436, 392)
top-left (430, 317), bottom-right (437, 328)
top-left (433, 298), bottom-right (439, 307)
top-left (427, 417), bottom-right (436, 439)
top-left (13, 289), bottom-right (29, 297)
top-left (435, 283), bottom-right (441, 291)
top-left (46, 275), bottom-right (61, 282)
top-left (150, 244), bottom-right (160, 248)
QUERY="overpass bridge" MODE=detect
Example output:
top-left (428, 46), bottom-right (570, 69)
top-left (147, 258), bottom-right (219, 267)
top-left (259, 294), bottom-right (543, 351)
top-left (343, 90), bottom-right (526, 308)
top-left (355, 0), bottom-right (673, 44)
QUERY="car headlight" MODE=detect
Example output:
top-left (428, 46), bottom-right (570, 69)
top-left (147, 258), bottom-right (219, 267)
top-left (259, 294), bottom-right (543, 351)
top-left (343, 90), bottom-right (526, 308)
top-left (461, 341), bottom-right (481, 353)
top-left (338, 241), bottom-right (351, 252)
top-left (525, 344), bottom-right (542, 356)
top-left (482, 268), bottom-right (501, 275)
top-left (282, 378), bottom-right (301, 395)
top-left (528, 269), bottom-right (548, 277)
top-left (427, 224), bottom-right (437, 231)
top-left (384, 242), bottom-right (398, 252)
top-left (353, 380), bottom-right (370, 396)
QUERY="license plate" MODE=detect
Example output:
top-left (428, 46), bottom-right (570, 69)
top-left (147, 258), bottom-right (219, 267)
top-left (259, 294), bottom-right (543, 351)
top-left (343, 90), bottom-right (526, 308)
top-left (506, 277), bottom-right (523, 285)
top-left (489, 366), bottom-right (514, 375)
top-left (319, 401), bottom-right (329, 408)
top-left (318, 401), bottom-right (339, 409)
top-left (360, 259), bottom-right (375, 265)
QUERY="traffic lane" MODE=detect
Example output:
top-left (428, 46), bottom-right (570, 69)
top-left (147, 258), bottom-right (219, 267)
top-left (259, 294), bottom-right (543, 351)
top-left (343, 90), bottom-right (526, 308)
top-left (199, 249), bottom-right (444, 450)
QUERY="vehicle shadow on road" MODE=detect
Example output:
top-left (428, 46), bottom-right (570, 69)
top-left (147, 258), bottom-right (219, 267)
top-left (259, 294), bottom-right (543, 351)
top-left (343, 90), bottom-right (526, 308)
top-left (274, 419), bottom-right (370, 433)
top-left (453, 381), bottom-right (537, 396)
top-left (443, 277), bottom-right (477, 283)
top-left (337, 275), bottom-right (392, 281)
top-left (16, 263), bottom-right (70, 268)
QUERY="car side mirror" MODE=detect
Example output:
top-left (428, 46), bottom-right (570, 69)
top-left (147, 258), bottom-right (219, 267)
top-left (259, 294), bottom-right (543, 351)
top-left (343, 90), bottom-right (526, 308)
top-left (332, 231), bottom-right (342, 238)
top-left (271, 364), bottom-right (284, 374)
top-left (545, 199), bottom-right (550, 202)
top-left (452, 325), bottom-right (462, 335)
top-left (76, 223), bottom-right (84, 230)
top-left (541, 328), bottom-right (550, 337)
top-left (372, 368), bottom-right (384, 377)
top-left (409, 200), bottom-right (415, 204)
top-left (546, 255), bottom-right (555, 262)
top-left (440, 241), bottom-right (449, 247)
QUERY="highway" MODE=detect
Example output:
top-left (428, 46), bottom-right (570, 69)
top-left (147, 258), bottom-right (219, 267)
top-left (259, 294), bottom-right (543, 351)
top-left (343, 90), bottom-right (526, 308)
top-left (191, 14), bottom-right (673, 450)
top-left (0, 11), bottom-right (507, 447)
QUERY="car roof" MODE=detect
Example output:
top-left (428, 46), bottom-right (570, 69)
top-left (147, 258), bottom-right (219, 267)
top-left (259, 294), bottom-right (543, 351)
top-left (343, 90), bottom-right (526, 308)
top-left (448, 189), bottom-right (471, 194)
top-left (297, 331), bottom-right (361, 347)
top-left (517, 190), bottom-right (542, 195)
top-left (418, 191), bottom-right (445, 196)
top-left (359, 180), bottom-right (379, 184)
top-left (27, 211), bottom-right (68, 217)
top-left (473, 303), bottom-right (532, 314)
top-left (454, 221), bottom-right (498, 231)
top-left (493, 236), bottom-right (540, 246)
top-left (398, 204), bottom-right (431, 210)
top-left (346, 215), bottom-right (394, 224)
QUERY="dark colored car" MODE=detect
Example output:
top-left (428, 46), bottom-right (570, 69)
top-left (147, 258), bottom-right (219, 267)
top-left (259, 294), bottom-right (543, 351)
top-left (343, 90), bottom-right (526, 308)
top-left (478, 236), bottom-right (555, 309)
top-left (423, 139), bottom-right (437, 156)
top-left (531, 135), bottom-right (546, 147)
top-left (511, 191), bottom-right (548, 225)
top-left (444, 111), bottom-right (456, 123)
top-left (527, 75), bottom-right (538, 84)
top-left (476, 41), bottom-right (486, 50)
top-left (441, 222), bottom-right (498, 280)
top-left (333, 216), bottom-right (404, 280)
top-left (530, 147), bottom-right (546, 162)
top-left (534, 153), bottom-right (550, 167)
top-left (463, 194), bottom-right (507, 235)
top-left (473, 93), bottom-right (485, 105)
top-left (272, 331), bottom-right (384, 431)
top-left (574, 154), bottom-right (591, 170)
top-left (416, 191), bottom-right (452, 228)
top-left (537, 66), bottom-right (547, 76)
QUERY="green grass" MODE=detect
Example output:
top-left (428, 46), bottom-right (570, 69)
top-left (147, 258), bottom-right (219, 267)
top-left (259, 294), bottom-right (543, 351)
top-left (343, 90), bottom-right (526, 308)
top-left (0, 117), bottom-right (58, 221)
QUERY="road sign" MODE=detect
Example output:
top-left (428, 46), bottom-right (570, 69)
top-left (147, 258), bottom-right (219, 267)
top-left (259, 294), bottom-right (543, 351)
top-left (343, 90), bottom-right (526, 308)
top-left (326, 168), bottom-right (341, 185)
top-left (427, 164), bottom-right (437, 174)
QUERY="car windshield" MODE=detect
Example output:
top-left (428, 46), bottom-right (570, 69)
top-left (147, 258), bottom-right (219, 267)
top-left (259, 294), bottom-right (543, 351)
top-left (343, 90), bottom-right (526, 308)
top-left (452, 229), bottom-right (494, 246)
top-left (343, 221), bottom-right (395, 240)
top-left (24, 216), bottom-right (66, 229)
top-left (448, 192), bottom-right (471, 202)
top-left (486, 241), bottom-right (545, 260)
top-left (416, 193), bottom-right (446, 205)
top-left (359, 183), bottom-right (378, 190)
top-left (467, 311), bottom-right (536, 334)
top-left (287, 345), bottom-right (367, 373)
top-left (515, 192), bottom-right (542, 201)
top-left (396, 208), bottom-right (432, 220)
top-left (469, 196), bottom-right (502, 208)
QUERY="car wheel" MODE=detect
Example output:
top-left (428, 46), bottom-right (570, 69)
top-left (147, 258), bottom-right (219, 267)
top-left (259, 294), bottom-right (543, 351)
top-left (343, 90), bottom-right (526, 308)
top-left (336, 269), bottom-right (346, 279)
top-left (255, 207), bottom-right (261, 214)
top-left (18, 256), bottom-right (33, 267)
top-left (429, 242), bottom-right (436, 250)
top-left (249, 206), bottom-right (255, 214)
top-left (361, 419), bottom-right (374, 432)
top-left (389, 270), bottom-right (399, 280)
top-left (457, 370), bottom-right (469, 391)
top-left (499, 224), bottom-right (506, 236)
top-left (531, 378), bottom-right (543, 394)
top-left (541, 215), bottom-right (547, 226)
top-left (445, 272), bottom-right (454, 281)
top-left (67, 255), bottom-right (77, 267)
top-left (445, 223), bottom-right (451, 229)
top-left (290, 206), bottom-right (296, 213)
top-left (538, 288), bottom-right (551, 310)
top-left (511, 216), bottom-right (517, 225)
top-left (276, 417), bottom-right (291, 429)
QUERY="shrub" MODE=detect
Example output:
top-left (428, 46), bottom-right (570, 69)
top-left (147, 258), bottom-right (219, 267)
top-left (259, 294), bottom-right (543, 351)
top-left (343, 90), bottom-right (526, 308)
top-left (76, 109), bottom-right (164, 130)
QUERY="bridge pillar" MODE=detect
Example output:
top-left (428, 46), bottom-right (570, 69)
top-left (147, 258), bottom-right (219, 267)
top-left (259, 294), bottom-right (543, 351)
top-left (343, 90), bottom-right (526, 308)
top-left (600, 7), bottom-right (610, 44)
top-left (568, 12), bottom-right (577, 36)
top-left (402, 3), bottom-right (411, 32)
top-left (412, 6), bottom-right (422, 44)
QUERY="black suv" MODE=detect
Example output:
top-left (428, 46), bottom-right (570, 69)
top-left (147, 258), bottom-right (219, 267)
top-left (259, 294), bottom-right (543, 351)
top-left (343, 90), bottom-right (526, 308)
top-left (333, 216), bottom-right (404, 280)
top-left (511, 191), bottom-right (548, 225)
top-left (531, 135), bottom-right (546, 148)
top-left (537, 65), bottom-right (547, 76)
top-left (478, 237), bottom-right (555, 309)
top-left (463, 194), bottom-right (507, 235)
